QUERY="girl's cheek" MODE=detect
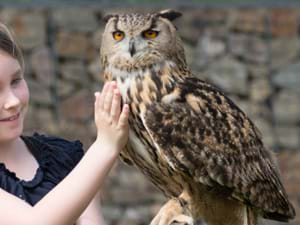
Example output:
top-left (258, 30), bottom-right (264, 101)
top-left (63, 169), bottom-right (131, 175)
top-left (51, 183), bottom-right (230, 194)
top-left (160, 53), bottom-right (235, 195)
top-left (17, 80), bottom-right (30, 105)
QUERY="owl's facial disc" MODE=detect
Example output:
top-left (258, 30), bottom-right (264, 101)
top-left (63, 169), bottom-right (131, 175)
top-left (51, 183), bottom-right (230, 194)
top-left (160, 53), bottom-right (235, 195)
top-left (101, 12), bottom-right (185, 70)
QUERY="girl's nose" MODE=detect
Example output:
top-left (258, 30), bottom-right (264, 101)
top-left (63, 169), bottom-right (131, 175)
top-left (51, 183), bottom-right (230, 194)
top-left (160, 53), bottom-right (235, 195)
top-left (3, 89), bottom-right (21, 110)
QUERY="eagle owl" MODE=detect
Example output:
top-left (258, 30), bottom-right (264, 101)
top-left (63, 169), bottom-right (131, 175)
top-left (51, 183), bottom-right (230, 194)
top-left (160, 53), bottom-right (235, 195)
top-left (100, 9), bottom-right (295, 225)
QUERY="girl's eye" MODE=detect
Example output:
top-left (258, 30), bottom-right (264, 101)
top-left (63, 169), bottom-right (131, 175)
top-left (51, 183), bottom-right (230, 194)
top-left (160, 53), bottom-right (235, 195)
top-left (113, 31), bottom-right (125, 41)
top-left (142, 30), bottom-right (159, 39)
top-left (11, 78), bottom-right (22, 86)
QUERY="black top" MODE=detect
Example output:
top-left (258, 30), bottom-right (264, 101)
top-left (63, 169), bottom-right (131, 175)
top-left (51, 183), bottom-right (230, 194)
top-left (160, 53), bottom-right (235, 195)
top-left (0, 133), bottom-right (84, 206)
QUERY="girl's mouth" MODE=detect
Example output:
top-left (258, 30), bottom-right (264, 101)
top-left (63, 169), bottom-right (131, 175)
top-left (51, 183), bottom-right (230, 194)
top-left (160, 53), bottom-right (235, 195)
top-left (0, 113), bottom-right (20, 122)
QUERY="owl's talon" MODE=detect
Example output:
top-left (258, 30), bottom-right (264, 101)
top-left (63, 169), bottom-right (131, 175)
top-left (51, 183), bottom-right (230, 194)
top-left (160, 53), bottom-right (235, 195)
top-left (170, 214), bottom-right (194, 225)
top-left (150, 214), bottom-right (193, 225)
top-left (150, 198), bottom-right (193, 225)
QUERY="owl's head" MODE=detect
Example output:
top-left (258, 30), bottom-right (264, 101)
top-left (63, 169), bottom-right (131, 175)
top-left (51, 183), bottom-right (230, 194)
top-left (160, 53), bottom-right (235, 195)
top-left (100, 9), bottom-right (186, 71)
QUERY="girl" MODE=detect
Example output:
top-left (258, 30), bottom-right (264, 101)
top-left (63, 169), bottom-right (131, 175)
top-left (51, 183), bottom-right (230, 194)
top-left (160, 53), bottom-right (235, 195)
top-left (0, 23), bottom-right (129, 225)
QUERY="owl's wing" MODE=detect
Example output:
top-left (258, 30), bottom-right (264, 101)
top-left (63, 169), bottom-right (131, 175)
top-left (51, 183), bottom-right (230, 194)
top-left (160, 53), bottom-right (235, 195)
top-left (142, 79), bottom-right (295, 221)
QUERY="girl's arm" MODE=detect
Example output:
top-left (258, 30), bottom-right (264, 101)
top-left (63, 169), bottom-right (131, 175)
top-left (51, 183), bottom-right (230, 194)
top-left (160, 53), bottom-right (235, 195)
top-left (77, 193), bottom-right (106, 225)
top-left (0, 82), bottom-right (128, 225)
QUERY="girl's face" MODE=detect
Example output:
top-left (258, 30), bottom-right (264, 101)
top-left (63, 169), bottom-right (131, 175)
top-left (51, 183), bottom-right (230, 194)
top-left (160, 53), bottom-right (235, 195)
top-left (0, 50), bottom-right (29, 143)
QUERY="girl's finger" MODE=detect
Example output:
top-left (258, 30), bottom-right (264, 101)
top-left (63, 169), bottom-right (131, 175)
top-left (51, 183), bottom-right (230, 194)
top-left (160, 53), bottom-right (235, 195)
top-left (94, 92), bottom-right (100, 109)
top-left (103, 82), bottom-right (116, 113)
top-left (110, 89), bottom-right (121, 122)
top-left (118, 104), bottom-right (129, 128)
top-left (99, 82), bottom-right (110, 109)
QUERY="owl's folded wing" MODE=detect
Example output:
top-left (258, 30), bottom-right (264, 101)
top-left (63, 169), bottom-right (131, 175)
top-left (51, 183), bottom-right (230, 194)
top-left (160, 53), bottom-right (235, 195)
top-left (142, 101), bottom-right (295, 221)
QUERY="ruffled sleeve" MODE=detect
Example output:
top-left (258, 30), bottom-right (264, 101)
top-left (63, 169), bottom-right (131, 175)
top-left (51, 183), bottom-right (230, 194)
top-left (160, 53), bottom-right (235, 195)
top-left (25, 133), bottom-right (85, 183)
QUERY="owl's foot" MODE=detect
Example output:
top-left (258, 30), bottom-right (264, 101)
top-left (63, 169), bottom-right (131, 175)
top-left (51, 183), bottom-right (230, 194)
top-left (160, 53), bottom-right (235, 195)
top-left (150, 198), bottom-right (194, 225)
top-left (150, 213), bottom-right (194, 225)
top-left (169, 215), bottom-right (194, 225)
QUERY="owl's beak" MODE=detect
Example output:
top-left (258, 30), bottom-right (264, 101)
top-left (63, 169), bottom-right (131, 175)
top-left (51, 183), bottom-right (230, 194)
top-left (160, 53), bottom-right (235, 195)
top-left (129, 39), bottom-right (136, 57)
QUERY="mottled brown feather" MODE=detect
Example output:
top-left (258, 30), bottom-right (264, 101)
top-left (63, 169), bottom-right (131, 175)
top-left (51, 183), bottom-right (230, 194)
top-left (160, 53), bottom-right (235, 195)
top-left (143, 77), bottom-right (295, 220)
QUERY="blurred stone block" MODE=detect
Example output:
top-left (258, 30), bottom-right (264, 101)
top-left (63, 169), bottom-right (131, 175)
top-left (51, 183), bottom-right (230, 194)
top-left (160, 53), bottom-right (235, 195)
top-left (56, 78), bottom-right (76, 99)
top-left (277, 151), bottom-right (300, 225)
top-left (55, 31), bottom-right (89, 58)
top-left (88, 57), bottom-right (103, 83)
top-left (195, 32), bottom-right (226, 68)
top-left (275, 126), bottom-right (300, 150)
top-left (231, 9), bottom-right (267, 33)
top-left (52, 8), bottom-right (98, 33)
top-left (229, 34), bottom-right (268, 64)
top-left (31, 47), bottom-right (56, 87)
top-left (0, 8), bottom-right (46, 50)
top-left (177, 9), bottom-right (228, 45)
top-left (176, 10), bottom-right (203, 45)
top-left (205, 57), bottom-right (248, 95)
top-left (270, 8), bottom-right (299, 38)
top-left (273, 63), bottom-right (300, 93)
top-left (271, 38), bottom-right (300, 70)
top-left (273, 91), bottom-right (300, 124)
top-left (60, 60), bottom-right (88, 85)
top-left (250, 78), bottom-right (272, 103)
top-left (248, 66), bottom-right (269, 80)
top-left (27, 80), bottom-right (53, 105)
top-left (58, 89), bottom-right (94, 121)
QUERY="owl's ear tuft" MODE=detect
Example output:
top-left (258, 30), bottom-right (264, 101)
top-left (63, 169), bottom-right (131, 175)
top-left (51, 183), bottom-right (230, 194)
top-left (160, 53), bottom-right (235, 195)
top-left (103, 14), bottom-right (117, 23)
top-left (158, 9), bottom-right (182, 21)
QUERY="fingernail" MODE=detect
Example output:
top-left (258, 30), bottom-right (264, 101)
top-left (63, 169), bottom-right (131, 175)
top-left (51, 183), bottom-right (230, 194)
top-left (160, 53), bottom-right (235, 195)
top-left (124, 104), bottom-right (129, 111)
top-left (111, 81), bottom-right (117, 87)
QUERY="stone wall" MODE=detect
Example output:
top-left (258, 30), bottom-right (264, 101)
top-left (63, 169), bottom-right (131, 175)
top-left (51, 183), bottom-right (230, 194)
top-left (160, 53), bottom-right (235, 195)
top-left (0, 5), bottom-right (299, 225)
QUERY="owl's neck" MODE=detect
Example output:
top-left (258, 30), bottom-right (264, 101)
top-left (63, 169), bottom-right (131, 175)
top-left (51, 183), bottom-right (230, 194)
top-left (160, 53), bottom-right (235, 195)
top-left (103, 60), bottom-right (184, 103)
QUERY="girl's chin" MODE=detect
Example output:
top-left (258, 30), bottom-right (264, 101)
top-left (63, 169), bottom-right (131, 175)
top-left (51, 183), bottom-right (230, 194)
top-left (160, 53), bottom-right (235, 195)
top-left (0, 127), bottom-right (23, 142)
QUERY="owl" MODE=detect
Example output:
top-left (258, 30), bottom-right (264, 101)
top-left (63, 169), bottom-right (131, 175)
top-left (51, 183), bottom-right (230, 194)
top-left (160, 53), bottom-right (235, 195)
top-left (100, 9), bottom-right (295, 225)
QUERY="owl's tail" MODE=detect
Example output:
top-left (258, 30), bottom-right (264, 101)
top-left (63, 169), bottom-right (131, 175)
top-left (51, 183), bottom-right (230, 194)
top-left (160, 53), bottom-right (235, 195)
top-left (246, 207), bottom-right (259, 225)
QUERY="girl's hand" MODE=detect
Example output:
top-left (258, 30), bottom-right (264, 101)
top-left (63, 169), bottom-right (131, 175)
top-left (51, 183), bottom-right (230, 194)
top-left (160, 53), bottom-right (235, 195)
top-left (94, 81), bottom-right (129, 154)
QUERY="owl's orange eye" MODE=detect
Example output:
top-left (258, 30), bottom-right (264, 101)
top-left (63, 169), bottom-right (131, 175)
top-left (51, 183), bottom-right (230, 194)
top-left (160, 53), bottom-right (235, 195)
top-left (142, 30), bottom-right (159, 39)
top-left (113, 31), bottom-right (125, 41)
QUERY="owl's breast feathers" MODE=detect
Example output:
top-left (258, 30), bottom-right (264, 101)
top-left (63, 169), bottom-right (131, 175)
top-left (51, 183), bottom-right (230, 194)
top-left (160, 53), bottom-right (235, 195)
top-left (104, 62), bottom-right (295, 221)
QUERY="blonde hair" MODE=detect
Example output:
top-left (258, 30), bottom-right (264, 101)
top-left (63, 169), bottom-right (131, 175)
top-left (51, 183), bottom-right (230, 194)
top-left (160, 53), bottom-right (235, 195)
top-left (0, 23), bottom-right (24, 71)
